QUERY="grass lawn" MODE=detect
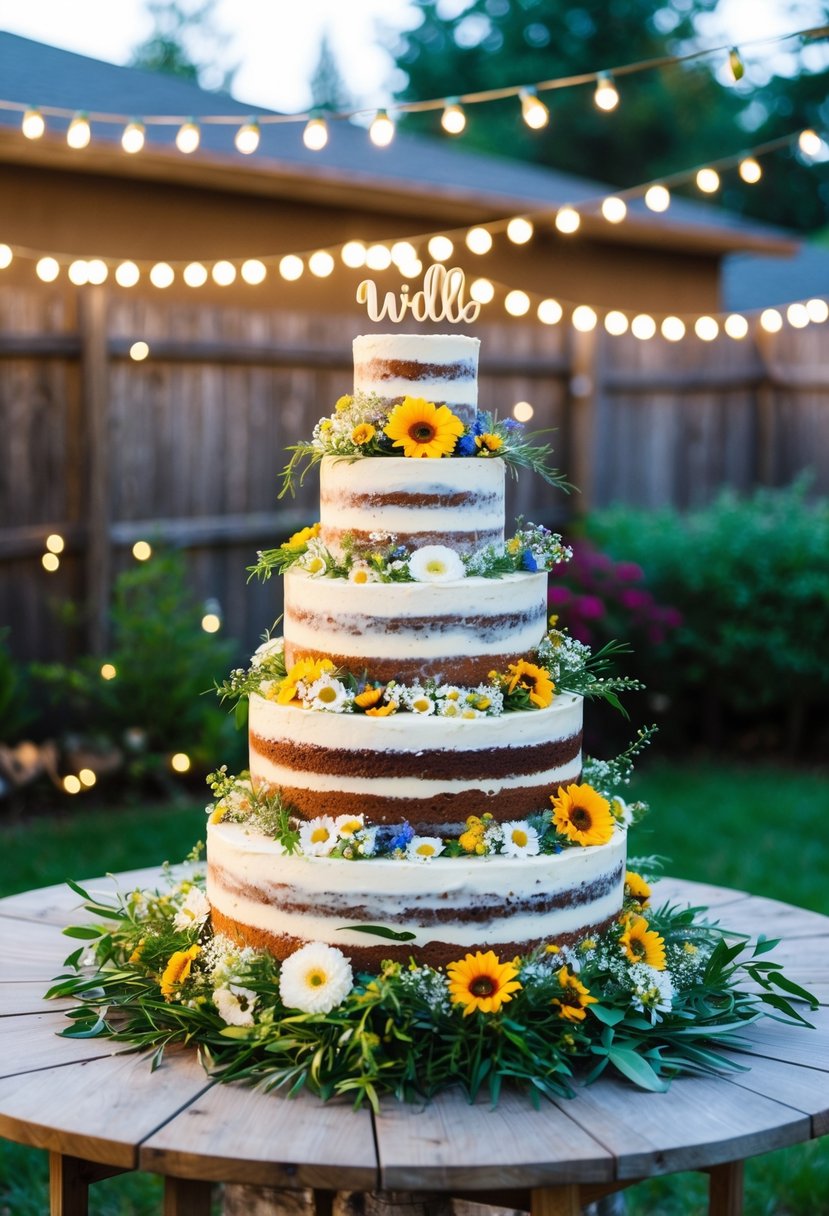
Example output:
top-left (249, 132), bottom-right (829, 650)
top-left (1, 758), bottom-right (827, 1214)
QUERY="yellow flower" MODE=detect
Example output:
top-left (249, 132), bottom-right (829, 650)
top-left (683, 941), bottom-right (699, 955)
top-left (550, 783), bottom-right (615, 846)
top-left (625, 870), bottom-right (651, 908)
top-left (365, 701), bottom-right (398, 717)
top-left (545, 943), bottom-right (561, 954)
top-left (354, 686), bottom-right (384, 709)
top-left (351, 422), bottom-right (376, 446)
top-left (551, 965), bottom-right (598, 1022)
top-left (459, 816), bottom-right (485, 854)
top-left (276, 656), bottom-right (335, 705)
top-left (128, 940), bottom-right (144, 965)
top-left (506, 537), bottom-right (521, 555)
top-left (335, 394), bottom-right (353, 413)
top-left (476, 432), bottom-right (503, 453)
top-left (384, 396), bottom-right (464, 459)
top-left (619, 917), bottom-right (667, 971)
top-left (160, 944), bottom-right (200, 1000)
top-left (446, 950), bottom-right (522, 1016)
top-left (319, 418), bottom-right (333, 434)
top-left (505, 660), bottom-right (555, 709)
top-left (282, 522), bottom-right (321, 551)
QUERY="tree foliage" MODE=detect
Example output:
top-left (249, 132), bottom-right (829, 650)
top-left (131, 0), bottom-right (237, 92)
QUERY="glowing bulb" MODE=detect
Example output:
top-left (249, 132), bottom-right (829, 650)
top-left (645, 185), bottom-right (670, 212)
top-left (369, 109), bottom-right (395, 148)
top-left (183, 262), bottom-right (208, 287)
top-left (63, 775), bottom-right (82, 794)
top-left (799, 128), bottom-right (822, 157)
top-left (695, 315), bottom-right (719, 341)
top-left (631, 314), bottom-right (656, 340)
top-left (724, 314), bottom-right (749, 339)
top-left (121, 121), bottom-right (145, 154)
top-left (341, 241), bottom-right (367, 268)
top-left (41, 552), bottom-right (60, 572)
top-left (604, 310), bottom-right (629, 335)
top-left (80, 259), bottom-right (105, 285)
top-left (132, 540), bottom-right (152, 560)
top-left (241, 259), bottom-right (266, 285)
top-left (130, 341), bottom-right (150, 361)
top-left (555, 207), bottom-right (581, 234)
top-left (212, 260), bottom-right (237, 286)
top-left (366, 244), bottom-right (392, 270)
top-left (67, 113), bottom-right (91, 149)
top-left (46, 533), bottom-right (65, 554)
top-left (513, 400), bottom-right (534, 422)
top-left (519, 88), bottom-right (549, 130)
top-left (176, 120), bottom-right (200, 154)
top-left (537, 298), bottom-right (563, 325)
top-left (22, 107), bottom-right (45, 139)
top-left (68, 260), bottom-right (89, 286)
top-left (594, 72), bottom-right (619, 112)
top-left (661, 316), bottom-right (686, 342)
top-left (0, 244), bottom-right (11, 270)
top-left (441, 102), bottom-right (466, 135)
top-left (504, 289), bottom-right (530, 316)
top-left (470, 278), bottom-right (494, 304)
top-left (36, 257), bottom-right (60, 282)
top-left (572, 305), bottom-right (597, 332)
top-left (100, 663), bottom-right (117, 680)
top-left (696, 168), bottom-right (720, 194)
top-left (201, 613), bottom-right (221, 633)
top-left (506, 217), bottom-right (534, 244)
top-left (235, 119), bottom-right (260, 155)
top-left (309, 250), bottom-right (335, 277)
top-left (171, 752), bottom-right (191, 773)
top-left (303, 116), bottom-right (329, 151)
top-left (465, 227), bottom-right (493, 255)
top-left (400, 259), bottom-right (422, 278)
top-left (787, 302), bottom-right (810, 329)
top-left (149, 262), bottom-right (174, 288)
top-left (391, 241), bottom-right (417, 266)
top-left (79, 768), bottom-right (97, 788)
top-left (601, 196), bottom-right (627, 224)
top-left (427, 235), bottom-right (454, 262)
top-left (115, 261), bottom-right (140, 288)
top-left (806, 298), bottom-right (829, 323)
top-left (279, 254), bottom-right (304, 281)
top-left (760, 308), bottom-right (782, 333)
top-left (739, 157), bottom-right (762, 184)
top-left (728, 47), bottom-right (745, 82)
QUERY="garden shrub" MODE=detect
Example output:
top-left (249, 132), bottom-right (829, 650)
top-left (0, 628), bottom-right (32, 743)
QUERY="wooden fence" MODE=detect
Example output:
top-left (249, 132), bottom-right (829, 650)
top-left (1, 282), bottom-right (827, 666)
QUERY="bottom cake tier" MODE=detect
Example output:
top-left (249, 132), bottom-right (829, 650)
top-left (207, 819), bottom-right (627, 969)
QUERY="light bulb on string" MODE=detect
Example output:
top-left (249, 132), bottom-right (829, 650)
top-left (212, 260), bottom-right (237, 286)
top-left (504, 290), bottom-right (530, 317)
top-left (400, 258), bottom-right (422, 279)
top-left (798, 128), bottom-right (822, 157)
top-left (341, 241), bottom-right (367, 268)
top-left (68, 260), bottom-right (89, 286)
top-left (807, 299), bottom-right (829, 323)
top-left (42, 552), bottom-right (60, 572)
top-left (572, 305), bottom-right (597, 332)
top-left (391, 241), bottom-right (417, 267)
top-left (67, 112), bottom-right (91, 149)
top-left (241, 259), bottom-right (267, 285)
top-left (129, 341), bottom-right (150, 361)
top-left (604, 310), bottom-right (629, 335)
top-left (631, 314), bottom-right (656, 340)
top-left (115, 261), bottom-right (140, 288)
top-left (22, 107), bottom-right (45, 139)
top-left (594, 72), bottom-right (619, 112)
top-left (787, 302), bottom-right (810, 329)
top-left (369, 109), bottom-right (395, 148)
top-left (183, 262), bottom-right (208, 287)
top-left (728, 47), bottom-right (745, 82)
top-left (695, 315), bottom-right (719, 341)
top-left (279, 254), bottom-right (304, 281)
top-left (36, 257), bottom-right (60, 283)
top-left (441, 101), bottom-right (466, 135)
top-left (235, 118), bottom-right (260, 155)
top-left (555, 207), bottom-right (581, 234)
top-left (366, 244), bottom-right (392, 270)
top-left (519, 88), bottom-right (549, 130)
top-left (427, 235), bottom-right (453, 262)
top-left (121, 121), bottom-right (145, 154)
top-left (760, 308), bottom-right (782, 333)
top-left (724, 313), bottom-right (749, 339)
top-left (0, 245), bottom-right (12, 270)
top-left (506, 217), bottom-right (534, 244)
top-left (176, 120), bottom-right (200, 154)
top-left (465, 227), bottom-right (493, 255)
top-left (303, 116), bottom-right (329, 151)
top-left (86, 259), bottom-right (108, 285)
top-left (149, 262), bottom-right (174, 288)
top-left (696, 168), bottom-right (720, 194)
top-left (470, 278), bottom-right (494, 304)
top-left (537, 299), bottom-right (562, 325)
top-left (644, 184), bottom-right (670, 212)
top-left (601, 196), bottom-right (627, 223)
top-left (661, 316), bottom-right (686, 342)
top-left (309, 250), bottom-right (335, 277)
top-left (46, 533), bottom-right (64, 554)
top-left (739, 157), bottom-right (762, 183)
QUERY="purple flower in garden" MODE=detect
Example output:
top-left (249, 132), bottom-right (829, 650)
top-left (615, 561), bottom-right (645, 582)
top-left (548, 586), bottom-right (572, 605)
top-left (619, 588), bottom-right (654, 612)
top-left (576, 595), bottom-right (605, 620)
top-left (456, 434), bottom-right (477, 456)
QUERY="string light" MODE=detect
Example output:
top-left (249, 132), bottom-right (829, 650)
top-left (36, 257), bottom-right (59, 282)
top-left (79, 768), bottom-right (97, 788)
top-left (235, 118), bottom-right (260, 155)
top-left (604, 310), bottom-right (629, 335)
top-left (695, 315), bottom-right (719, 341)
top-left (739, 157), bottom-right (762, 183)
top-left (129, 341), bottom-right (149, 361)
top-left (728, 47), bottom-right (745, 81)
top-left (201, 613), bottom-right (221, 633)
top-left (427, 235), bottom-right (453, 262)
top-left (309, 250), bottom-right (335, 277)
top-left (506, 217), bottom-right (533, 244)
top-left (631, 314), bottom-right (656, 340)
top-left (601, 197), bottom-right (627, 224)
top-left (171, 753), bottom-right (192, 772)
top-left (67, 112), bottom-right (91, 149)
top-left (279, 254), bottom-right (304, 280)
top-left (465, 227), bottom-right (493, 255)
top-left (369, 109), bottom-right (395, 148)
top-left (594, 72), bottom-right (619, 112)
top-left (115, 261), bottom-right (140, 287)
top-left (760, 308), bottom-right (783, 333)
top-left (696, 168), bottom-right (721, 193)
top-left (100, 663), bottom-right (117, 680)
top-left (798, 128), bottom-right (822, 156)
top-left (149, 262), bottom-right (174, 288)
top-left (537, 298), bottom-right (563, 325)
top-left (504, 289), bottom-right (530, 316)
top-left (400, 258), bottom-right (423, 278)
top-left (87, 259), bottom-right (108, 285)
top-left (519, 88), bottom-right (549, 130)
top-left (121, 121), bottom-right (145, 154)
top-left (786, 302), bottom-right (810, 328)
top-left (724, 313), bottom-right (749, 339)
top-left (183, 262), bottom-right (208, 287)
top-left (21, 107), bottom-right (45, 139)
top-left (366, 244), bottom-right (393, 270)
top-left (470, 278), bottom-right (494, 304)
top-left (41, 552), bottom-right (60, 572)
top-left (807, 298), bottom-right (829, 323)
top-left (45, 533), bottom-right (64, 554)
top-left (132, 540), bottom-right (152, 560)
top-left (441, 102), bottom-right (466, 135)
top-left (175, 120), bottom-right (200, 154)
top-left (572, 305), bottom-right (597, 332)
top-left (661, 316), bottom-right (686, 341)
top-left (303, 116), bottom-right (329, 150)
top-left (341, 241), bottom-right (367, 268)
top-left (68, 259), bottom-right (89, 286)
top-left (513, 401), bottom-right (534, 422)
top-left (555, 207), bottom-right (581, 234)
top-left (644, 185), bottom-right (670, 212)
top-left (63, 775), bottom-right (82, 795)
top-left (241, 258), bottom-right (267, 285)
top-left (0, 245), bottom-right (12, 269)
top-left (212, 260), bottom-right (237, 286)
top-left (391, 241), bottom-right (417, 266)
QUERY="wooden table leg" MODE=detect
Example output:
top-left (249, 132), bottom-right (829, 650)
top-left (708, 1161), bottom-right (744, 1216)
top-left (49, 1153), bottom-right (128, 1216)
top-left (530, 1186), bottom-right (581, 1216)
top-left (164, 1176), bottom-right (214, 1215)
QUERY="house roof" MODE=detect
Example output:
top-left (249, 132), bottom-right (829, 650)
top-left (0, 30), bottom-right (798, 258)
top-left (723, 244), bottom-right (829, 310)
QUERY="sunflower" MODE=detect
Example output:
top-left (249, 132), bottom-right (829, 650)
top-left (365, 700), bottom-right (398, 717)
top-left (619, 917), bottom-right (667, 971)
top-left (354, 686), bottom-right (384, 710)
top-left (159, 944), bottom-right (200, 1000)
top-left (384, 396), bottom-right (464, 459)
top-left (275, 656), bottom-right (335, 705)
top-left (625, 870), bottom-right (652, 908)
top-left (351, 422), bottom-right (376, 446)
top-left (503, 660), bottom-right (555, 709)
top-left (551, 965), bottom-right (598, 1022)
top-left (476, 432), bottom-right (503, 453)
top-left (446, 950), bottom-right (522, 1016)
top-left (550, 783), bottom-right (615, 846)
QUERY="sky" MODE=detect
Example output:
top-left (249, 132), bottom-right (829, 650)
top-left (0, 0), bottom-right (826, 115)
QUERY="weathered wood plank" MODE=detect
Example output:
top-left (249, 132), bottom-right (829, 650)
top-left (649, 878), bottom-right (750, 912)
top-left (0, 980), bottom-right (73, 1016)
top-left (0, 918), bottom-right (84, 981)
top-left (141, 1083), bottom-right (378, 1191)
top-left (0, 1012), bottom-right (121, 1077)
top-left (729, 1003), bottom-right (829, 1071)
top-left (720, 1052), bottom-right (829, 1137)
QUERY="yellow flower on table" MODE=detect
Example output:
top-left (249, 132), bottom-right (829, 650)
top-left (160, 944), bottom-right (200, 1000)
top-left (446, 950), bottom-right (522, 1016)
top-left (504, 659), bottom-right (555, 709)
top-left (551, 965), bottom-right (598, 1022)
top-left (550, 783), bottom-right (615, 847)
top-left (619, 916), bottom-right (667, 971)
top-left (384, 396), bottom-right (464, 459)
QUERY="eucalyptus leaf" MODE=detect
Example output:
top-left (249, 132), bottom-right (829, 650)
top-left (337, 924), bottom-right (417, 942)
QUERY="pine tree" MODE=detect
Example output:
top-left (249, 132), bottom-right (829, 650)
top-left (130, 0), bottom-right (237, 92)
top-left (310, 32), bottom-right (351, 112)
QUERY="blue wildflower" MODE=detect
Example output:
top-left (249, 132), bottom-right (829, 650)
top-left (376, 822), bottom-right (415, 854)
top-left (456, 433), bottom-right (477, 456)
top-left (522, 550), bottom-right (539, 572)
top-left (391, 545), bottom-right (408, 560)
top-left (471, 416), bottom-right (486, 436)
top-left (502, 418), bottom-right (523, 431)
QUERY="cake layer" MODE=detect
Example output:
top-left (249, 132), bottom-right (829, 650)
top-left (207, 819), bottom-right (626, 968)
top-left (353, 332), bottom-right (480, 427)
top-left (319, 455), bottom-right (504, 558)
top-left (283, 567), bottom-right (547, 686)
top-left (249, 691), bottom-right (583, 832)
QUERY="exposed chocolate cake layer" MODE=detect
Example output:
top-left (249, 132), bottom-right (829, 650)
top-left (280, 644), bottom-right (533, 687)
top-left (354, 357), bottom-right (475, 383)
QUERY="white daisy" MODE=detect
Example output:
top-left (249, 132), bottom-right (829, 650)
top-left (500, 821), bottom-right (541, 858)
top-left (173, 885), bottom-right (211, 931)
top-left (304, 674), bottom-right (350, 713)
top-left (408, 545), bottom-right (465, 583)
top-left (335, 813), bottom-right (365, 838)
top-left (438, 700), bottom-right (462, 717)
top-left (279, 942), bottom-right (353, 1014)
top-left (436, 684), bottom-right (462, 702)
top-left (628, 963), bottom-right (676, 1024)
top-left (406, 835), bottom-right (445, 862)
top-left (610, 796), bottom-right (634, 828)
top-left (299, 546), bottom-right (327, 577)
top-left (404, 686), bottom-right (435, 715)
top-left (250, 637), bottom-right (283, 668)
top-left (348, 562), bottom-right (377, 585)
top-left (213, 983), bottom-right (258, 1026)
top-left (299, 816), bottom-right (338, 856)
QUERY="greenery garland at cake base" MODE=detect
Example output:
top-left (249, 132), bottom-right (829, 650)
top-left (46, 856), bottom-right (816, 1111)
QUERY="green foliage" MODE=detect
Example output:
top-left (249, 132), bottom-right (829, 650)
top-left (130, 0), bottom-right (237, 91)
top-left (0, 627), bottom-right (32, 742)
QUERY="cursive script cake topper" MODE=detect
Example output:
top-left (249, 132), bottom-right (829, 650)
top-left (356, 264), bottom-right (481, 324)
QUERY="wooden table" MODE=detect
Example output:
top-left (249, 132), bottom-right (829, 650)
top-left (1, 869), bottom-right (827, 1216)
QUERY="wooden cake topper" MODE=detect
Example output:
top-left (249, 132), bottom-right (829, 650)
top-left (357, 264), bottom-right (481, 324)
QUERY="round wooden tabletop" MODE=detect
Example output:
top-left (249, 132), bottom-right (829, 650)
top-left (0, 869), bottom-right (827, 1196)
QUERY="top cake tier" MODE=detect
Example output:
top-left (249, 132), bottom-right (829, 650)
top-left (353, 333), bottom-right (481, 428)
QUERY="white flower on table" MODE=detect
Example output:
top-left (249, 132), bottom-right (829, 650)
top-left (408, 545), bottom-right (465, 583)
top-left (173, 886), bottom-right (210, 931)
top-left (279, 942), bottom-right (353, 1014)
top-left (213, 983), bottom-right (259, 1026)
